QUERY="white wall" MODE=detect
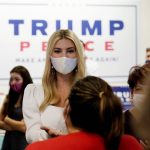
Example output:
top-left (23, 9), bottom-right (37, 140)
top-left (138, 0), bottom-right (150, 64)
top-left (0, 0), bottom-right (149, 65)
top-left (85, 0), bottom-right (150, 64)
top-left (0, 0), bottom-right (150, 104)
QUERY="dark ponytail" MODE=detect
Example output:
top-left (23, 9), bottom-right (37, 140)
top-left (68, 76), bottom-right (123, 150)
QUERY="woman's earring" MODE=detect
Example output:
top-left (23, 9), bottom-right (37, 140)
top-left (75, 67), bottom-right (78, 72)
top-left (51, 65), bottom-right (54, 69)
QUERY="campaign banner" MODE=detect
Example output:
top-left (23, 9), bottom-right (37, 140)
top-left (112, 86), bottom-right (132, 110)
top-left (0, 2), bottom-right (137, 84)
top-left (0, 84), bottom-right (132, 110)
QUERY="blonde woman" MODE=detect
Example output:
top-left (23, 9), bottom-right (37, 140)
top-left (23, 29), bottom-right (86, 143)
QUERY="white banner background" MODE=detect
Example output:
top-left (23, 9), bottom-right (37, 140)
top-left (0, 1), bottom-right (137, 85)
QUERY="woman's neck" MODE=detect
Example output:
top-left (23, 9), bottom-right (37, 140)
top-left (55, 73), bottom-right (73, 107)
top-left (56, 72), bottom-right (73, 86)
top-left (66, 117), bottom-right (81, 134)
top-left (67, 126), bottom-right (81, 134)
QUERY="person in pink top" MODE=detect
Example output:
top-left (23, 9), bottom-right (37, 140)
top-left (26, 76), bottom-right (142, 150)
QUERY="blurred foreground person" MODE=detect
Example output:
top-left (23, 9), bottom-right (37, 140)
top-left (137, 75), bottom-right (150, 149)
top-left (124, 64), bottom-right (150, 149)
top-left (26, 76), bottom-right (142, 150)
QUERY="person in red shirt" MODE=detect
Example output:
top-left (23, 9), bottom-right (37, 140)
top-left (26, 76), bottom-right (142, 150)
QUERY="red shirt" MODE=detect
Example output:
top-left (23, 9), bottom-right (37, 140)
top-left (26, 131), bottom-right (142, 150)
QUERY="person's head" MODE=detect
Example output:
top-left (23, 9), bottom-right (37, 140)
top-left (67, 76), bottom-right (123, 150)
top-left (145, 48), bottom-right (150, 63)
top-left (127, 64), bottom-right (150, 109)
top-left (4, 66), bottom-right (33, 115)
top-left (9, 65), bottom-right (33, 93)
top-left (43, 29), bottom-right (85, 78)
top-left (128, 64), bottom-right (150, 95)
top-left (41, 29), bottom-right (86, 111)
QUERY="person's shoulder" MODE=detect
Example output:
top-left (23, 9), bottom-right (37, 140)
top-left (121, 134), bottom-right (138, 142)
top-left (26, 141), bottom-right (41, 150)
top-left (25, 84), bottom-right (43, 92)
top-left (24, 84), bottom-right (44, 102)
top-left (119, 135), bottom-right (142, 150)
top-left (26, 138), bottom-right (58, 150)
top-left (26, 83), bottom-right (42, 89)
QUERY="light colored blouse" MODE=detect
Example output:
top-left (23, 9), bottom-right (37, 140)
top-left (23, 84), bottom-right (68, 143)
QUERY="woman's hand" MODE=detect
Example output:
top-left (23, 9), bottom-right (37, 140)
top-left (41, 126), bottom-right (66, 137)
top-left (4, 116), bottom-right (26, 132)
top-left (4, 116), bottom-right (11, 124)
top-left (0, 120), bottom-right (12, 131)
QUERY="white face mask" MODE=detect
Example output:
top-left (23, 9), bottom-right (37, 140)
top-left (132, 93), bottom-right (144, 111)
top-left (50, 56), bottom-right (77, 75)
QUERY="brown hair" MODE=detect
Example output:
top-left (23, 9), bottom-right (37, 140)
top-left (68, 76), bottom-right (123, 150)
top-left (146, 48), bottom-right (150, 52)
top-left (128, 64), bottom-right (150, 90)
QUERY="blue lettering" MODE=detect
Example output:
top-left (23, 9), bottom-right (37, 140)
top-left (82, 20), bottom-right (101, 35)
top-left (68, 20), bottom-right (72, 30)
top-left (32, 20), bottom-right (47, 35)
top-left (9, 20), bottom-right (24, 35)
top-left (56, 20), bottom-right (72, 30)
top-left (110, 20), bottom-right (124, 35)
top-left (8, 19), bottom-right (124, 36)
top-left (56, 20), bottom-right (61, 30)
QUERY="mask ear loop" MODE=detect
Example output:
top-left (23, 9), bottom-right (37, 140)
top-left (51, 65), bottom-right (54, 69)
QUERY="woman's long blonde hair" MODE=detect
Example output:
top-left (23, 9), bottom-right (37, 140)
top-left (40, 29), bottom-right (86, 111)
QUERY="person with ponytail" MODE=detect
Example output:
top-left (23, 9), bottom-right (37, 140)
top-left (26, 76), bottom-right (142, 150)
